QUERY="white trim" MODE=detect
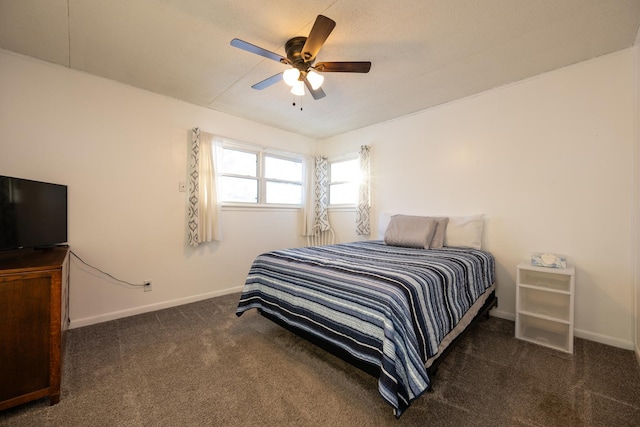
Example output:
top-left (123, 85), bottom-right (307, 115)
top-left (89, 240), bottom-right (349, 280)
top-left (327, 152), bottom-right (358, 162)
top-left (221, 138), bottom-right (306, 161)
top-left (574, 328), bottom-right (635, 351)
top-left (69, 286), bottom-right (244, 329)
top-left (219, 137), bottom-right (266, 153)
top-left (329, 205), bottom-right (356, 212)
top-left (222, 203), bottom-right (301, 212)
top-left (490, 309), bottom-right (515, 321)
top-left (490, 310), bottom-right (635, 350)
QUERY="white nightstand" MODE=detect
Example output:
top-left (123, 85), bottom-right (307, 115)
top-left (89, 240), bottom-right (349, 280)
top-left (515, 260), bottom-right (575, 353)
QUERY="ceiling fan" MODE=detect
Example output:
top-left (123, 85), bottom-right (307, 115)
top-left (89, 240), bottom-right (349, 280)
top-left (230, 15), bottom-right (371, 100)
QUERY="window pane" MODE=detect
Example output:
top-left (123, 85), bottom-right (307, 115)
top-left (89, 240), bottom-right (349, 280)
top-left (265, 156), bottom-right (302, 182)
top-left (221, 149), bottom-right (257, 177)
top-left (330, 159), bottom-right (359, 183)
top-left (220, 176), bottom-right (258, 203)
top-left (330, 182), bottom-right (357, 205)
top-left (266, 182), bottom-right (302, 204)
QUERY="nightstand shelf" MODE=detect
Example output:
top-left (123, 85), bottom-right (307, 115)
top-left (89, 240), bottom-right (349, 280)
top-left (516, 261), bottom-right (575, 353)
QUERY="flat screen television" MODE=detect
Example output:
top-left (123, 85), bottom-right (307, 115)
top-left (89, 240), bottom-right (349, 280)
top-left (0, 175), bottom-right (68, 251)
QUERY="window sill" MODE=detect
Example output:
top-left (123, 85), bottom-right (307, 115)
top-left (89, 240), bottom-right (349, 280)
top-left (222, 203), bottom-right (301, 212)
top-left (329, 205), bottom-right (357, 212)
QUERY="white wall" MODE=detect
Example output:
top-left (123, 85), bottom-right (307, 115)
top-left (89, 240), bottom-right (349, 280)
top-left (321, 49), bottom-right (637, 350)
top-left (0, 50), bottom-right (316, 327)
top-left (1, 47), bottom-right (637, 351)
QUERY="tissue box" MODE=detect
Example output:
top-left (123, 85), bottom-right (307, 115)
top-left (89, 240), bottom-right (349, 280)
top-left (531, 252), bottom-right (567, 269)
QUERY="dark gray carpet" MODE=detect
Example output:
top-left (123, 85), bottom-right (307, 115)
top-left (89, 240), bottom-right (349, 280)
top-left (1, 292), bottom-right (639, 426)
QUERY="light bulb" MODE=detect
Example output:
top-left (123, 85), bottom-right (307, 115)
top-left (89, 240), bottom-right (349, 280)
top-left (306, 70), bottom-right (324, 90)
top-left (282, 68), bottom-right (300, 87)
top-left (291, 80), bottom-right (305, 96)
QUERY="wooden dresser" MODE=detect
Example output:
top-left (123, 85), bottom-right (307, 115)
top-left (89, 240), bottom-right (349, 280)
top-left (0, 246), bottom-right (70, 410)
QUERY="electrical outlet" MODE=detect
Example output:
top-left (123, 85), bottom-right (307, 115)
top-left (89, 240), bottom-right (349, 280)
top-left (143, 281), bottom-right (152, 292)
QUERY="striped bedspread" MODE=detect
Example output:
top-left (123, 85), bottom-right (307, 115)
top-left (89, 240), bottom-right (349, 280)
top-left (236, 240), bottom-right (495, 416)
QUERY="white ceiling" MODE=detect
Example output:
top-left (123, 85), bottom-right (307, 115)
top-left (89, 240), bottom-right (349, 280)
top-left (2, 0), bottom-right (640, 139)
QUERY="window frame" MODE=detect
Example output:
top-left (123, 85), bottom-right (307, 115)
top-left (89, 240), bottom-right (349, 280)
top-left (219, 140), bottom-right (305, 208)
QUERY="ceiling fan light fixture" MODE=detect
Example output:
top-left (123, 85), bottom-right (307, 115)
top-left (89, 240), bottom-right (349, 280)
top-left (283, 68), bottom-right (300, 87)
top-left (306, 70), bottom-right (324, 90)
top-left (291, 80), bottom-right (305, 96)
top-left (231, 15), bottom-right (370, 102)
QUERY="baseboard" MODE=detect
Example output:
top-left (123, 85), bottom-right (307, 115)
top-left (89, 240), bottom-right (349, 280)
top-left (572, 328), bottom-right (634, 350)
top-left (69, 286), bottom-right (245, 329)
top-left (489, 310), bottom-right (635, 351)
top-left (489, 309), bottom-right (515, 321)
top-left (69, 292), bottom-right (639, 354)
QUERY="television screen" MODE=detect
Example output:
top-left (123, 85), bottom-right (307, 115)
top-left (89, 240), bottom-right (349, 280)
top-left (0, 176), bottom-right (68, 250)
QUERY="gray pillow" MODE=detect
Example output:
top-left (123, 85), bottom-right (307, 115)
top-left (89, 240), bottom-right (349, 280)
top-left (429, 217), bottom-right (450, 249)
top-left (384, 215), bottom-right (437, 249)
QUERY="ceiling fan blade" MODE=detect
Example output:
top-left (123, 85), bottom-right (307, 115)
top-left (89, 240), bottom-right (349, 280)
top-left (301, 15), bottom-right (336, 62)
top-left (231, 38), bottom-right (287, 64)
top-left (315, 62), bottom-right (372, 73)
top-left (252, 73), bottom-right (283, 90)
top-left (303, 77), bottom-right (326, 100)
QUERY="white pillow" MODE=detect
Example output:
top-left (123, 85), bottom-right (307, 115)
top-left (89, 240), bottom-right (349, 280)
top-left (378, 212), bottom-right (393, 239)
top-left (444, 214), bottom-right (484, 249)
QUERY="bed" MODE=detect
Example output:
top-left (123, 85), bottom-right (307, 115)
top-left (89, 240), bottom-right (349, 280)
top-left (236, 239), bottom-right (496, 417)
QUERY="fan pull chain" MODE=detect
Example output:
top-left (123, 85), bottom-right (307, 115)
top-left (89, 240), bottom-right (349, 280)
top-left (292, 95), bottom-right (303, 111)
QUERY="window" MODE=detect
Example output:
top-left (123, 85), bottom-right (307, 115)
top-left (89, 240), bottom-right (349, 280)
top-left (219, 145), bottom-right (303, 205)
top-left (329, 157), bottom-right (360, 205)
top-left (263, 156), bottom-right (303, 204)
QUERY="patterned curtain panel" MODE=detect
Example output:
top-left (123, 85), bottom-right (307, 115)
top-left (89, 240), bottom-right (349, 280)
top-left (314, 156), bottom-right (330, 231)
top-left (187, 128), bottom-right (221, 246)
top-left (300, 156), bottom-right (315, 236)
top-left (356, 145), bottom-right (371, 235)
